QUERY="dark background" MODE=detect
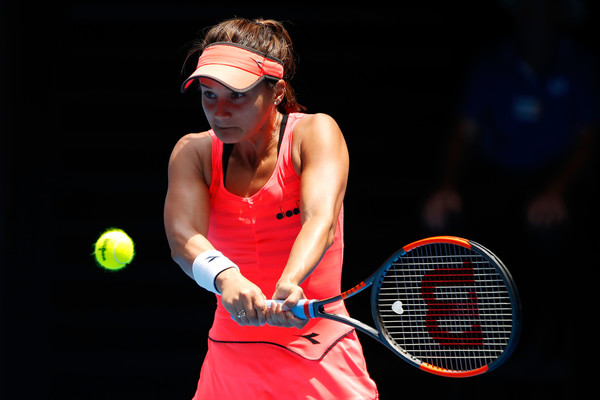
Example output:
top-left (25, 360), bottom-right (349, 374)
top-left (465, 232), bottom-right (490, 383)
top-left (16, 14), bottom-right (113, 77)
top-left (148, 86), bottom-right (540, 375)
top-left (1, 1), bottom-right (598, 399)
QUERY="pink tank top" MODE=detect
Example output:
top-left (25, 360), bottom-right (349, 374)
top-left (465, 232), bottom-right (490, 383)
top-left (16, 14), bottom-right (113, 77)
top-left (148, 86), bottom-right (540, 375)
top-left (206, 113), bottom-right (353, 360)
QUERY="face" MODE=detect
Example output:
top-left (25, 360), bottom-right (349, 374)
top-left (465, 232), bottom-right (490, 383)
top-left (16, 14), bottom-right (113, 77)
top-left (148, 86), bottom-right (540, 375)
top-left (199, 78), bottom-right (279, 144)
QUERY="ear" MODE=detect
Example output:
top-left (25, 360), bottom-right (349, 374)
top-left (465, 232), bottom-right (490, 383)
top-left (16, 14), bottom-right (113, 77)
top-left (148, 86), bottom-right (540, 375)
top-left (274, 79), bottom-right (286, 105)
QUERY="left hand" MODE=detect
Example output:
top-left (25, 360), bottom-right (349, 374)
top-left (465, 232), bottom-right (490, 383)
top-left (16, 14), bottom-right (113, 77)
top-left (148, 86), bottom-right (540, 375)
top-left (266, 281), bottom-right (309, 329)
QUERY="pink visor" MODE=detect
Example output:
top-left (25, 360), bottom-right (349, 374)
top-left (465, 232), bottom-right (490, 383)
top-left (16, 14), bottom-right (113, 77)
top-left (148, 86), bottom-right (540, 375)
top-left (181, 42), bottom-right (284, 93)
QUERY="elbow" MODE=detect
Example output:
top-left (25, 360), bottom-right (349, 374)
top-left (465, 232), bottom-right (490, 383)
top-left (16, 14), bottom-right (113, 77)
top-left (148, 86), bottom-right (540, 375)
top-left (170, 247), bottom-right (180, 264)
top-left (165, 228), bottom-right (196, 279)
top-left (165, 224), bottom-right (188, 265)
top-left (167, 236), bottom-right (183, 266)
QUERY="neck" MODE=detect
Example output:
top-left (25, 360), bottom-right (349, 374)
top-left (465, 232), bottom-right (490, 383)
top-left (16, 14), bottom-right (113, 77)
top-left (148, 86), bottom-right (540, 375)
top-left (234, 111), bottom-right (282, 168)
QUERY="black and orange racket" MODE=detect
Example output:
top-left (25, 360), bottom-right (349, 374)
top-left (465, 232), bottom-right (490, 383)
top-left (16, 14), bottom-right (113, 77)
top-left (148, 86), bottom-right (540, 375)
top-left (266, 236), bottom-right (521, 377)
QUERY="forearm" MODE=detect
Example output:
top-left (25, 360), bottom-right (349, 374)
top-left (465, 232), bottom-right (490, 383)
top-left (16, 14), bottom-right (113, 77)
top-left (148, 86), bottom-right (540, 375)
top-left (167, 226), bottom-right (215, 279)
top-left (167, 222), bottom-right (244, 295)
top-left (164, 184), bottom-right (214, 279)
top-left (277, 215), bottom-right (336, 287)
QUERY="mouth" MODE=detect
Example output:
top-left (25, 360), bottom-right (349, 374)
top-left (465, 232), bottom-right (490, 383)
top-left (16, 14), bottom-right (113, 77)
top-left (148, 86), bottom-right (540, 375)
top-left (214, 124), bottom-right (235, 130)
top-left (213, 125), bottom-right (241, 143)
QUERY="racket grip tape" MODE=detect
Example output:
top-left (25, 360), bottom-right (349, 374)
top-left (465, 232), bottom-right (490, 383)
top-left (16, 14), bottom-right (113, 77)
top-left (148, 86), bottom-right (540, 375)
top-left (264, 299), bottom-right (316, 319)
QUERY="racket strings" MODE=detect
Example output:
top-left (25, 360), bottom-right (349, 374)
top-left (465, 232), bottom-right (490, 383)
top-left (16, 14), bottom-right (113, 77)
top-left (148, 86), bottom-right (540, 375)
top-left (376, 243), bottom-right (514, 373)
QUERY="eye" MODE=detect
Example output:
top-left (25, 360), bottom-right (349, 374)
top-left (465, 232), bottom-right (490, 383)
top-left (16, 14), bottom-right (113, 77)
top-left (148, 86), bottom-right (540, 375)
top-left (201, 90), bottom-right (216, 100)
top-left (230, 91), bottom-right (245, 100)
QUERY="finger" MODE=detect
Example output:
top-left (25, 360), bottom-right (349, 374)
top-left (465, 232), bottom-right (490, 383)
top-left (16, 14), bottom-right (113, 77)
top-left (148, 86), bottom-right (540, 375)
top-left (254, 299), bottom-right (267, 326)
top-left (277, 310), bottom-right (308, 329)
top-left (281, 290), bottom-right (306, 313)
top-left (270, 306), bottom-right (306, 328)
top-left (268, 302), bottom-right (288, 326)
top-left (243, 310), bottom-right (260, 326)
top-left (238, 294), bottom-right (259, 325)
top-left (232, 308), bottom-right (248, 325)
top-left (288, 313), bottom-right (309, 329)
top-left (265, 301), bottom-right (281, 326)
top-left (282, 299), bottom-right (300, 313)
top-left (244, 300), bottom-right (268, 327)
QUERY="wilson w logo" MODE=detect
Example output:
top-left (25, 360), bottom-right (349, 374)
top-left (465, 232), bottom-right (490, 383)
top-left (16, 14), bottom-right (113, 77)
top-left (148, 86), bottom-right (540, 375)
top-left (420, 262), bottom-right (483, 348)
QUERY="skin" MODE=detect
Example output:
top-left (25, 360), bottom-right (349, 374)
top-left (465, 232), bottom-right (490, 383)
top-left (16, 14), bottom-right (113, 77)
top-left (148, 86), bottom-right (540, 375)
top-left (164, 77), bottom-right (349, 329)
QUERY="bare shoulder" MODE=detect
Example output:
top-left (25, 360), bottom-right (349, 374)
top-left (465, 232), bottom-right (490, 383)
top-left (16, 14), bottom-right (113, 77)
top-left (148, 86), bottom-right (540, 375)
top-left (169, 131), bottom-right (212, 164)
top-left (294, 113), bottom-right (342, 139)
top-left (294, 113), bottom-right (346, 152)
top-left (168, 131), bottom-right (213, 184)
top-left (171, 131), bottom-right (211, 155)
top-left (291, 113), bottom-right (348, 172)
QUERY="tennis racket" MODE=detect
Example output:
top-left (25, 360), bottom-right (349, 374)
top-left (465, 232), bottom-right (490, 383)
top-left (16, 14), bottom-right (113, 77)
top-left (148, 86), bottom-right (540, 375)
top-left (266, 236), bottom-right (521, 377)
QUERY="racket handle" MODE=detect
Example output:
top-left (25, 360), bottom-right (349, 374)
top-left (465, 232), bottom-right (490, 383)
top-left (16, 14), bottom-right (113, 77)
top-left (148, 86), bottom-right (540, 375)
top-left (264, 299), bottom-right (316, 319)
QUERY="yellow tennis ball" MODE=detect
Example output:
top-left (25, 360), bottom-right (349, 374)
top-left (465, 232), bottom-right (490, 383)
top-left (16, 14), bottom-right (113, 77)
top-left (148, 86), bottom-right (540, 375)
top-left (94, 229), bottom-right (135, 270)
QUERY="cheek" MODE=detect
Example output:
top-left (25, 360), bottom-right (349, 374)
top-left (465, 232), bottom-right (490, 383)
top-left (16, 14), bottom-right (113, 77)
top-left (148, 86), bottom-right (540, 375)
top-left (246, 96), bottom-right (271, 121)
top-left (201, 98), bottom-right (215, 113)
top-left (235, 99), bottom-right (264, 123)
top-left (201, 104), bottom-right (213, 124)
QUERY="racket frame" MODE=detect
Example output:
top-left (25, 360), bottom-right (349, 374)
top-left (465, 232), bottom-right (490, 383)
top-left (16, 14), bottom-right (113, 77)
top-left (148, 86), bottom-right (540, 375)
top-left (294, 236), bottom-right (521, 377)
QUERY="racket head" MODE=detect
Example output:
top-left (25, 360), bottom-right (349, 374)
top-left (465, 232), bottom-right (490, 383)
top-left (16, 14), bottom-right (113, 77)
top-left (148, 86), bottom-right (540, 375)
top-left (371, 236), bottom-right (521, 377)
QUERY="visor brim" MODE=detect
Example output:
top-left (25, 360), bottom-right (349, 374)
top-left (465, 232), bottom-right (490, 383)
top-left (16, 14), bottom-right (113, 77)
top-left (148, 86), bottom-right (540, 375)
top-left (181, 64), bottom-right (267, 93)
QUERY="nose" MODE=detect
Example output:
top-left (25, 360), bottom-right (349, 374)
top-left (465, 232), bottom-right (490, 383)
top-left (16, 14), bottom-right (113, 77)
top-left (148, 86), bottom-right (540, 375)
top-left (214, 98), bottom-right (231, 120)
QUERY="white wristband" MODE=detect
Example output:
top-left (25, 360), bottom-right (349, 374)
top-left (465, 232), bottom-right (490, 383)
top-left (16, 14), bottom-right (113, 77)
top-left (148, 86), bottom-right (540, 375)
top-left (192, 250), bottom-right (239, 294)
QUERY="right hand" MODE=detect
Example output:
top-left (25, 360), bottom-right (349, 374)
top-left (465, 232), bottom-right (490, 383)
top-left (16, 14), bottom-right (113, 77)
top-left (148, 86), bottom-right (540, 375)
top-left (216, 268), bottom-right (268, 327)
top-left (265, 281), bottom-right (309, 329)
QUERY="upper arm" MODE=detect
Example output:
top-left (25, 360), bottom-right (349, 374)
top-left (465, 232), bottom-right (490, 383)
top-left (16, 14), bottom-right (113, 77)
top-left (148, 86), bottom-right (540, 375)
top-left (164, 133), bottom-right (213, 260)
top-left (295, 114), bottom-right (349, 226)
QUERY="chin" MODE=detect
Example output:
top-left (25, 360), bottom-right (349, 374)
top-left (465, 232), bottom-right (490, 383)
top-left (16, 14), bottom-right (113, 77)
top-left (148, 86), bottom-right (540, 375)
top-left (214, 128), bottom-right (242, 144)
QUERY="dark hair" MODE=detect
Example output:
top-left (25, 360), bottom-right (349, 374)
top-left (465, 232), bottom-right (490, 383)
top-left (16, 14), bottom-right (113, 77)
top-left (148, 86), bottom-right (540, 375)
top-left (187, 18), bottom-right (305, 113)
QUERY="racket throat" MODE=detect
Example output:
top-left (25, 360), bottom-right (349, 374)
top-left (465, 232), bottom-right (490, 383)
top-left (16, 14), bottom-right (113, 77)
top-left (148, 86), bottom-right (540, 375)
top-left (318, 305), bottom-right (380, 341)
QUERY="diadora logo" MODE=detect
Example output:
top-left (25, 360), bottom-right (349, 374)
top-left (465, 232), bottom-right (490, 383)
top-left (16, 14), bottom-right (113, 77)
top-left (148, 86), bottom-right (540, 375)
top-left (276, 201), bottom-right (300, 220)
top-left (297, 332), bottom-right (320, 345)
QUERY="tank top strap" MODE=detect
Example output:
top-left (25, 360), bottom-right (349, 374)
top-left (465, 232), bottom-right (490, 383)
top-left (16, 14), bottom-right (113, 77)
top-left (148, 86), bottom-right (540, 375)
top-left (278, 112), bottom-right (304, 176)
top-left (208, 113), bottom-right (305, 195)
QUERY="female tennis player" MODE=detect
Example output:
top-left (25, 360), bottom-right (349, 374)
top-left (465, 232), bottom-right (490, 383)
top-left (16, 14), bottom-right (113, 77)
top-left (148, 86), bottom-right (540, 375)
top-left (164, 18), bottom-right (378, 399)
